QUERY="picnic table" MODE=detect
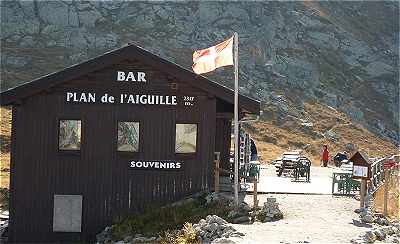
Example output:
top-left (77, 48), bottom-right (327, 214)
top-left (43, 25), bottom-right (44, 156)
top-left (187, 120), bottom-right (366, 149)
top-left (331, 162), bottom-right (361, 195)
top-left (273, 151), bottom-right (311, 182)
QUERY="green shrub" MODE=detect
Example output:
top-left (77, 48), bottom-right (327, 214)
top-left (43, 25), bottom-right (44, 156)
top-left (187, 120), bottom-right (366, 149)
top-left (111, 194), bottom-right (231, 241)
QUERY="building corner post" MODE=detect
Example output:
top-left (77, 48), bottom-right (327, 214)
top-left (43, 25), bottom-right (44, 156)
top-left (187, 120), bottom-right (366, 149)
top-left (234, 32), bottom-right (239, 207)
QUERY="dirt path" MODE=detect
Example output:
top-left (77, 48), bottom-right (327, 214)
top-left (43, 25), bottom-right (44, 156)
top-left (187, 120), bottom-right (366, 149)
top-left (230, 194), bottom-right (369, 244)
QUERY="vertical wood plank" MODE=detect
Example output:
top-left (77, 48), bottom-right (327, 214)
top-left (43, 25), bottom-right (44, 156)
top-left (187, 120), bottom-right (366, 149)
top-left (360, 179), bottom-right (367, 208)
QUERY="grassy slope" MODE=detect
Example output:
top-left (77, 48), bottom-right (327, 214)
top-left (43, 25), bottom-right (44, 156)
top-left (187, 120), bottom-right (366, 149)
top-left (246, 102), bottom-right (398, 165)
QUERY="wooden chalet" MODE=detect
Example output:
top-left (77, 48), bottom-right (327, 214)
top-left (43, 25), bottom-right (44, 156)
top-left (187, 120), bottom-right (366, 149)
top-left (0, 43), bottom-right (260, 242)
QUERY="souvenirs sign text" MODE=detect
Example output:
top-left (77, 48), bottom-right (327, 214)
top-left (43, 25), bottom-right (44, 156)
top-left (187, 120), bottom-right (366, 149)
top-left (130, 160), bottom-right (183, 170)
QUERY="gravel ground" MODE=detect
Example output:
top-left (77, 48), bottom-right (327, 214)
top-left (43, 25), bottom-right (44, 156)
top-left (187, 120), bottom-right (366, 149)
top-left (246, 166), bottom-right (335, 194)
top-left (229, 194), bottom-right (370, 244)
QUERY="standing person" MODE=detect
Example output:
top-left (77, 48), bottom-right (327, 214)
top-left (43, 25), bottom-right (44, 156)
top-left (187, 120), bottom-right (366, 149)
top-left (250, 138), bottom-right (258, 161)
top-left (322, 145), bottom-right (329, 167)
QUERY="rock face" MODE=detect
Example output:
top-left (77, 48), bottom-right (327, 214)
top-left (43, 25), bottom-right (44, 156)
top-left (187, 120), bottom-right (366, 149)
top-left (1, 1), bottom-right (399, 143)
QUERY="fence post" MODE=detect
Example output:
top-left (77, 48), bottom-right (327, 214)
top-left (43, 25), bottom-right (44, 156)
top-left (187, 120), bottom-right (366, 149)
top-left (253, 179), bottom-right (258, 208)
top-left (360, 179), bottom-right (367, 208)
top-left (214, 152), bottom-right (221, 193)
top-left (383, 169), bottom-right (389, 217)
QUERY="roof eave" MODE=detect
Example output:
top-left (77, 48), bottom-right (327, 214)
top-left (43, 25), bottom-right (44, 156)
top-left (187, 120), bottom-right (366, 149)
top-left (0, 44), bottom-right (261, 114)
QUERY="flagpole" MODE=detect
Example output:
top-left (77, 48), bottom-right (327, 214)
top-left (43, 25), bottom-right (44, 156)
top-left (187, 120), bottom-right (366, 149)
top-left (233, 32), bottom-right (239, 207)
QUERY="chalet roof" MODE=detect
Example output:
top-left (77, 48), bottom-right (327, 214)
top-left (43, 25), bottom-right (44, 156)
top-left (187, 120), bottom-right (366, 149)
top-left (0, 43), bottom-right (260, 114)
top-left (349, 151), bottom-right (370, 165)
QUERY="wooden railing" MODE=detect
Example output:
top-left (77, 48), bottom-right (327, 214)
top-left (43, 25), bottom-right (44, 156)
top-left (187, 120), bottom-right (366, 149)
top-left (369, 157), bottom-right (386, 194)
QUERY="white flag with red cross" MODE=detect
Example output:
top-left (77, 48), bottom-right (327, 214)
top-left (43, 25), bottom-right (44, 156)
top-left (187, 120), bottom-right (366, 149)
top-left (192, 36), bottom-right (234, 74)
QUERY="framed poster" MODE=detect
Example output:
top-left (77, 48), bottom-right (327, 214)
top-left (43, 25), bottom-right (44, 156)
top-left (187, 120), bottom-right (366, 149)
top-left (350, 151), bottom-right (371, 179)
top-left (353, 165), bottom-right (368, 178)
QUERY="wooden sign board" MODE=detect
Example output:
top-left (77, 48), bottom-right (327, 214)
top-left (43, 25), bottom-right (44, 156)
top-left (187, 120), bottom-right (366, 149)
top-left (350, 151), bottom-right (371, 180)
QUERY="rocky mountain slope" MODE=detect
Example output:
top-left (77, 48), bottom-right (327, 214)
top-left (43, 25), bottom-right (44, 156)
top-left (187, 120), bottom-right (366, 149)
top-left (1, 1), bottom-right (399, 144)
top-left (246, 102), bottom-right (398, 164)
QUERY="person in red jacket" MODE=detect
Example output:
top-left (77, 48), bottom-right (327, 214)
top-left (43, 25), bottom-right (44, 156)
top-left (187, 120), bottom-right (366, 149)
top-left (322, 145), bottom-right (329, 167)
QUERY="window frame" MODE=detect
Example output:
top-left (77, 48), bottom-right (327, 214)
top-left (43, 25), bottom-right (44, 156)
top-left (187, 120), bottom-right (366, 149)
top-left (116, 120), bottom-right (141, 154)
top-left (175, 122), bottom-right (199, 156)
top-left (57, 118), bottom-right (83, 154)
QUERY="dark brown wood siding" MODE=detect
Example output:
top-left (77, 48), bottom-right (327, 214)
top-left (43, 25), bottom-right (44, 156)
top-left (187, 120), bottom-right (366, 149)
top-left (215, 118), bottom-right (232, 171)
top-left (9, 59), bottom-right (217, 243)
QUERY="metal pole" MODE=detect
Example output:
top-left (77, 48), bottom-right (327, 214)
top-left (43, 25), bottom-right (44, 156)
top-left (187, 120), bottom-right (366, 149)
top-left (234, 32), bottom-right (239, 207)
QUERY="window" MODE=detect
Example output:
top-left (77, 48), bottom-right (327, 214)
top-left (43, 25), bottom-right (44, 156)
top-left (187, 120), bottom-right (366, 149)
top-left (118, 122), bottom-right (140, 152)
top-left (175, 124), bottom-right (197, 153)
top-left (53, 195), bottom-right (82, 232)
top-left (59, 120), bottom-right (81, 150)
